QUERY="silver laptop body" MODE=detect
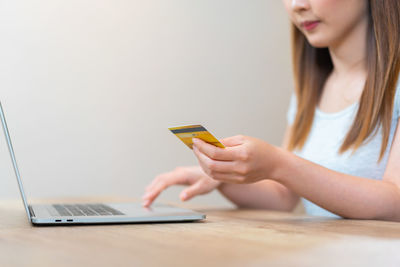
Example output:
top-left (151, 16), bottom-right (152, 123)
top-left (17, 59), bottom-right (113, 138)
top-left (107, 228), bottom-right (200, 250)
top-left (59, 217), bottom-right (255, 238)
top-left (0, 102), bottom-right (205, 225)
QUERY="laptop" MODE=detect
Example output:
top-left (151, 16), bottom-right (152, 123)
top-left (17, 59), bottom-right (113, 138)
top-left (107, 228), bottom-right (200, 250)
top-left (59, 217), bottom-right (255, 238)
top-left (0, 102), bottom-right (205, 225)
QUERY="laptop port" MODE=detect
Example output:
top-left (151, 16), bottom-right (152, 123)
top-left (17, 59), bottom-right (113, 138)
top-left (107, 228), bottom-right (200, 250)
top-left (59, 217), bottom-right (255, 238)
top-left (55, 219), bottom-right (61, 222)
top-left (67, 219), bottom-right (73, 222)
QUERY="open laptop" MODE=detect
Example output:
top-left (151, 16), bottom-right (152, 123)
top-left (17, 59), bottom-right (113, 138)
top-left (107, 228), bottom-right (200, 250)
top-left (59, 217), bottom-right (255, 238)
top-left (0, 101), bottom-right (205, 225)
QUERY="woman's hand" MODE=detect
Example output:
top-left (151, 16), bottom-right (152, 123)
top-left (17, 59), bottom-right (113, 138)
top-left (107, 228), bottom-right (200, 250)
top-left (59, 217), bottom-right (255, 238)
top-left (192, 135), bottom-right (283, 184)
top-left (142, 166), bottom-right (221, 207)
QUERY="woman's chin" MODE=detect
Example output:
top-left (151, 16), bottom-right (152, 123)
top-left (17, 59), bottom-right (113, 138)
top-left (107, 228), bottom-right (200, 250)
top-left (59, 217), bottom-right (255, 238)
top-left (305, 35), bottom-right (330, 49)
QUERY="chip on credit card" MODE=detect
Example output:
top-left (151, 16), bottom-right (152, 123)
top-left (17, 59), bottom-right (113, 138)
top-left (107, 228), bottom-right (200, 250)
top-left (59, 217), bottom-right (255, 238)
top-left (169, 125), bottom-right (225, 149)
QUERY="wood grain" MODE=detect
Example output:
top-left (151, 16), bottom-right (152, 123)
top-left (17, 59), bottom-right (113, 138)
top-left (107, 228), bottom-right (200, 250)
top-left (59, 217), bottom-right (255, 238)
top-left (0, 197), bottom-right (400, 267)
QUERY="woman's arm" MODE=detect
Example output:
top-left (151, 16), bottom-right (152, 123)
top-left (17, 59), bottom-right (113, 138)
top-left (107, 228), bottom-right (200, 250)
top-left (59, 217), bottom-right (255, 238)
top-left (217, 180), bottom-right (299, 211)
top-left (274, 120), bottom-right (400, 220)
top-left (217, 126), bottom-right (300, 211)
top-left (191, 119), bottom-right (400, 221)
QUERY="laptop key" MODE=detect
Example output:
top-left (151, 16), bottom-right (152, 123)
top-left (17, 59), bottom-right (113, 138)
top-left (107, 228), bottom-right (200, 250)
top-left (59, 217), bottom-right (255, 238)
top-left (76, 204), bottom-right (97, 216)
top-left (53, 204), bottom-right (73, 216)
top-left (99, 204), bottom-right (125, 215)
top-left (87, 204), bottom-right (112, 216)
top-left (52, 204), bottom-right (124, 216)
top-left (64, 205), bottom-right (85, 216)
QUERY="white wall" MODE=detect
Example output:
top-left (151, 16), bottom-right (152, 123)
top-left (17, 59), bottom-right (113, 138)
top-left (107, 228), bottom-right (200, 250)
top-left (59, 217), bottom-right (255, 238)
top-left (0, 0), bottom-right (293, 206)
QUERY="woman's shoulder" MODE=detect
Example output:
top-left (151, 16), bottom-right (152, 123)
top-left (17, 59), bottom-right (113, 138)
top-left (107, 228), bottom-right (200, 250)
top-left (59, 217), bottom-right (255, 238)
top-left (286, 93), bottom-right (297, 126)
top-left (287, 79), bottom-right (400, 122)
top-left (394, 77), bottom-right (400, 120)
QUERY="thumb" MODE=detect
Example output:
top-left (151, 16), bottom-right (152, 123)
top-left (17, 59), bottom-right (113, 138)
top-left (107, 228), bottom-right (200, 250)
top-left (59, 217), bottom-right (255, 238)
top-left (220, 135), bottom-right (245, 147)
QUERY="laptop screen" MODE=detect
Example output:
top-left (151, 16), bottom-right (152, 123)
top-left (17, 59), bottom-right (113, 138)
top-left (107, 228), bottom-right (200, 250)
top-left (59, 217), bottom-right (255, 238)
top-left (0, 102), bottom-right (32, 220)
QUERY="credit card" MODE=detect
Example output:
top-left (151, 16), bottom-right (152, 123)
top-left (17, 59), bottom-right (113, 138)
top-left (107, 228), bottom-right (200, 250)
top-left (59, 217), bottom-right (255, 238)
top-left (169, 124), bottom-right (225, 149)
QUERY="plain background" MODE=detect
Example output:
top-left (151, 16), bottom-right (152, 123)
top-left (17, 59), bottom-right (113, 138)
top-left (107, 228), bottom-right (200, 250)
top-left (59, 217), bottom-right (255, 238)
top-left (0, 0), bottom-right (293, 207)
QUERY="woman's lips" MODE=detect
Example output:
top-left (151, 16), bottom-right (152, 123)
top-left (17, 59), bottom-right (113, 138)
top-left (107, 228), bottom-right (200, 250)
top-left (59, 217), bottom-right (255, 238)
top-left (301, 21), bottom-right (320, 31)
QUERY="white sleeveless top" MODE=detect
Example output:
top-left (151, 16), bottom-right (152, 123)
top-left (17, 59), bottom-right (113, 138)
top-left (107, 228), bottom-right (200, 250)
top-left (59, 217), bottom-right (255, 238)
top-left (286, 82), bottom-right (400, 217)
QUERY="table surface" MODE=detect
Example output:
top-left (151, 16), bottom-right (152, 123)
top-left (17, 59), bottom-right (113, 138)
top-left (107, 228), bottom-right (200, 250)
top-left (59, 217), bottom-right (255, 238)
top-left (1, 197), bottom-right (400, 267)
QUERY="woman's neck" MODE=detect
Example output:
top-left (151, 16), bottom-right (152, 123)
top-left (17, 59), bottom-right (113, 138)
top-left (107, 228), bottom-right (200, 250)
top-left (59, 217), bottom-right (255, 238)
top-left (328, 16), bottom-right (369, 77)
top-left (318, 16), bottom-right (370, 112)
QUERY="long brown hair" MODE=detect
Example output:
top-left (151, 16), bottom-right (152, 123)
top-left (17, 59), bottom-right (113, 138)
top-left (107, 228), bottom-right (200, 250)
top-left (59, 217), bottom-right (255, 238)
top-left (288, 0), bottom-right (400, 161)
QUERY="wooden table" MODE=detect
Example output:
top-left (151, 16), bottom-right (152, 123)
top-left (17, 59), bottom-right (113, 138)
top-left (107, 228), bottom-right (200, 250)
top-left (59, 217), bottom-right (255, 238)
top-left (1, 198), bottom-right (400, 267)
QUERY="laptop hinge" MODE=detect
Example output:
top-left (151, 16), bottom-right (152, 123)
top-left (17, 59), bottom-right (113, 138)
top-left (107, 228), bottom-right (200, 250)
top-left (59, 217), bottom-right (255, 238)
top-left (28, 205), bottom-right (35, 218)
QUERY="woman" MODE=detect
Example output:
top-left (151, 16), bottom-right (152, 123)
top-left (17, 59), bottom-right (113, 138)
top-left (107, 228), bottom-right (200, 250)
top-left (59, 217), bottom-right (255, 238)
top-left (142, 0), bottom-right (400, 221)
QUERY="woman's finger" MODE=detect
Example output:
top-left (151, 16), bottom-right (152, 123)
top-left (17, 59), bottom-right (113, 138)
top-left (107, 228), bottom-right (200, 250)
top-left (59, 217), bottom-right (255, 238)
top-left (193, 146), bottom-right (236, 173)
top-left (180, 178), bottom-right (220, 201)
top-left (179, 180), bottom-right (204, 201)
top-left (193, 138), bottom-right (238, 161)
top-left (207, 172), bottom-right (244, 184)
top-left (145, 167), bottom-right (191, 193)
top-left (193, 147), bottom-right (245, 183)
top-left (220, 135), bottom-right (246, 147)
top-left (142, 172), bottom-right (189, 207)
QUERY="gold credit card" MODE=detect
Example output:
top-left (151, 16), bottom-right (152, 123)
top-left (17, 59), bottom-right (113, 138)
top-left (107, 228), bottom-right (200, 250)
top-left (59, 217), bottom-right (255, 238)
top-left (169, 124), bottom-right (225, 149)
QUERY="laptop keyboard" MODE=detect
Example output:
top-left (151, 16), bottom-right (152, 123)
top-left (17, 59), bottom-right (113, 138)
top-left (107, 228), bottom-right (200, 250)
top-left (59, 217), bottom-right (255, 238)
top-left (52, 204), bottom-right (124, 216)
